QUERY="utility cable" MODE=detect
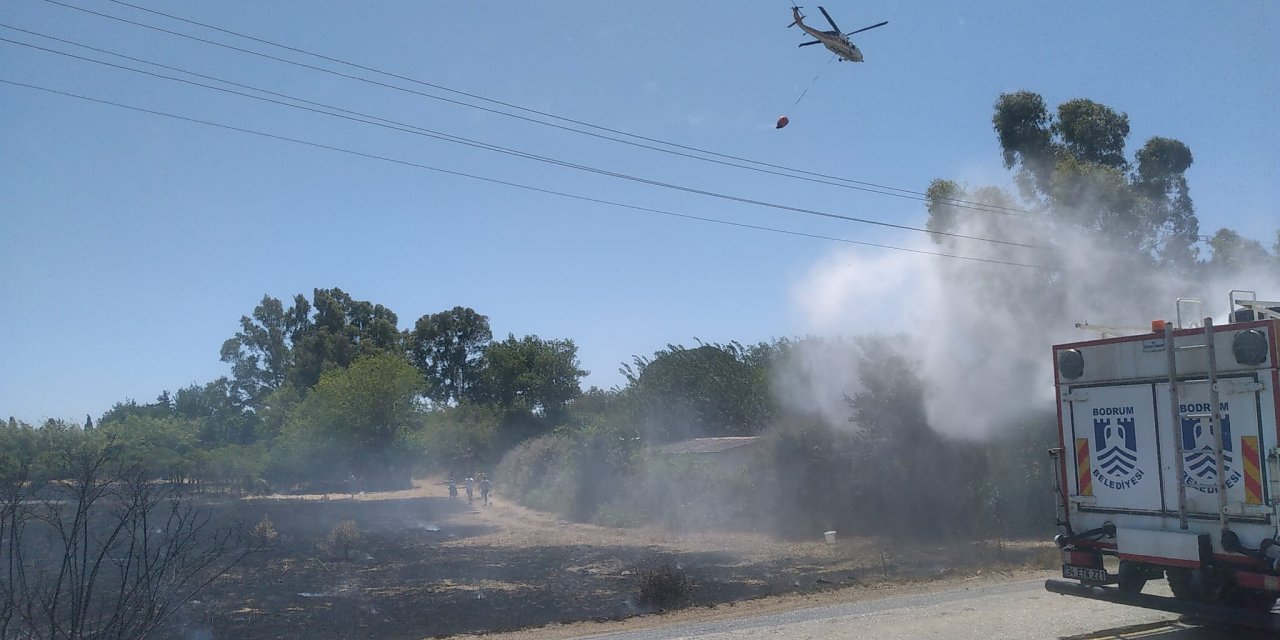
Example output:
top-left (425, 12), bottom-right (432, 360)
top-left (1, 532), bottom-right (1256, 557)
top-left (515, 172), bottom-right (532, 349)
top-left (41, 0), bottom-right (1039, 219)
top-left (0, 78), bottom-right (1044, 270)
top-left (0, 33), bottom-right (1040, 250)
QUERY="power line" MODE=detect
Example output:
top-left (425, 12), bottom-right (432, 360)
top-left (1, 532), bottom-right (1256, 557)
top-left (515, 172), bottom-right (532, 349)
top-left (41, 0), bottom-right (1039, 220)
top-left (0, 32), bottom-right (1040, 250)
top-left (0, 78), bottom-right (1044, 270)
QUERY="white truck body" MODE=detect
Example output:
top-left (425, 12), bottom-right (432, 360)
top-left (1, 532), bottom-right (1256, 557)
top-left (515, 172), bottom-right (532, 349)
top-left (1051, 306), bottom-right (1280, 615)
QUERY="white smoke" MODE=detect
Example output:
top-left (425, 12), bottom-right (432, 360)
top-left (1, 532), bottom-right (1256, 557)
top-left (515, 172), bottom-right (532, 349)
top-left (772, 250), bottom-right (919, 428)
top-left (778, 194), bottom-right (1278, 439)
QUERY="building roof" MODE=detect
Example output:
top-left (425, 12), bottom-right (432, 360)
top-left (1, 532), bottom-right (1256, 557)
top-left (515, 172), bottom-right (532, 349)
top-left (655, 436), bottom-right (760, 455)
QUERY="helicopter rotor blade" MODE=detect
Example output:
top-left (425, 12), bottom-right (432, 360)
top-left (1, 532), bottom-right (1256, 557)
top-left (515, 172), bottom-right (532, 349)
top-left (817, 6), bottom-right (841, 32)
top-left (845, 21), bottom-right (888, 36)
top-left (798, 40), bottom-right (822, 47)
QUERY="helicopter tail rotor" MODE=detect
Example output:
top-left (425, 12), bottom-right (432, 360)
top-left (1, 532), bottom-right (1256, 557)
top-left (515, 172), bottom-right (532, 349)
top-left (788, 5), bottom-right (804, 27)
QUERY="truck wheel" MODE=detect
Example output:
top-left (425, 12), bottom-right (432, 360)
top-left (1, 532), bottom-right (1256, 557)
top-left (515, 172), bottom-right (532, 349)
top-left (1221, 587), bottom-right (1277, 613)
top-left (1117, 561), bottom-right (1148, 593)
top-left (1166, 568), bottom-right (1203, 601)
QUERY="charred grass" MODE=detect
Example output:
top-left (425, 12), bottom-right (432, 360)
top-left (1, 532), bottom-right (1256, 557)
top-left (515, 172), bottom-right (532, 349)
top-left (173, 493), bottom-right (1053, 639)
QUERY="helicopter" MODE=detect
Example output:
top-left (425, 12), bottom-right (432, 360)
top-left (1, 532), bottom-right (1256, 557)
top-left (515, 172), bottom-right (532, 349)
top-left (789, 5), bottom-right (888, 63)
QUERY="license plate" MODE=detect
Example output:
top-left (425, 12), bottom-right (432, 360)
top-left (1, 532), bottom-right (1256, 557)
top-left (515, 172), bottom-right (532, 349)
top-left (1062, 565), bottom-right (1107, 582)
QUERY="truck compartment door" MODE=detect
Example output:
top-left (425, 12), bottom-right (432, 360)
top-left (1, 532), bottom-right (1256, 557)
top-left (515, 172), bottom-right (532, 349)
top-left (1155, 378), bottom-right (1266, 517)
top-left (1067, 383), bottom-right (1165, 513)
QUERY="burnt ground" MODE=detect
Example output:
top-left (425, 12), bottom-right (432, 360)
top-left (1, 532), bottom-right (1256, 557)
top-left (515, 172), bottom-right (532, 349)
top-left (175, 481), bottom-right (1055, 640)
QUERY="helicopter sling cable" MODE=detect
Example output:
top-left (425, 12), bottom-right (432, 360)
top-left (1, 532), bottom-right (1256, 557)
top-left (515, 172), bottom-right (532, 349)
top-left (777, 54), bottom-right (835, 129)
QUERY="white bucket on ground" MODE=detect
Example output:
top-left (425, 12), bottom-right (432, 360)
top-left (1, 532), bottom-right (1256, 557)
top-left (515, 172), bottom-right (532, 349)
top-left (824, 530), bottom-right (837, 544)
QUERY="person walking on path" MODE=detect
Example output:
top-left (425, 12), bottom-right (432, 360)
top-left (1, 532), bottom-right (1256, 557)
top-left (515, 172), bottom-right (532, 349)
top-left (447, 477), bottom-right (458, 501)
top-left (480, 474), bottom-right (491, 506)
top-left (464, 476), bottom-right (475, 504)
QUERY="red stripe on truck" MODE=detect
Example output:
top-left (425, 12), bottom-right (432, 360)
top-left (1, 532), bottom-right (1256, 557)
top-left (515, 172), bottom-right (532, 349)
top-left (1215, 553), bottom-right (1269, 569)
top-left (1242, 436), bottom-right (1264, 505)
top-left (1235, 571), bottom-right (1280, 593)
top-left (1074, 539), bottom-right (1117, 551)
top-left (1116, 553), bottom-right (1201, 569)
top-left (1075, 438), bottom-right (1092, 496)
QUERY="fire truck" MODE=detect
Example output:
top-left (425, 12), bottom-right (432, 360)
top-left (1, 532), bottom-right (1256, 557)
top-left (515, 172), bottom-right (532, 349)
top-left (1046, 291), bottom-right (1280, 628)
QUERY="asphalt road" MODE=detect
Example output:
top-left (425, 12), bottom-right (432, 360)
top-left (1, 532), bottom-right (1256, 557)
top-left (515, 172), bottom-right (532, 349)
top-left (581, 579), bottom-right (1268, 640)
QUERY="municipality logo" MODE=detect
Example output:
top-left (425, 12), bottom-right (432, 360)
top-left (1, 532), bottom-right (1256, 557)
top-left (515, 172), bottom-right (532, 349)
top-left (1092, 406), bottom-right (1143, 490)
top-left (1181, 403), bottom-right (1240, 493)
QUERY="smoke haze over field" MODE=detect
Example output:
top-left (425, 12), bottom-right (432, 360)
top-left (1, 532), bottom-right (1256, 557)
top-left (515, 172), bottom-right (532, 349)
top-left (781, 198), bottom-right (1279, 439)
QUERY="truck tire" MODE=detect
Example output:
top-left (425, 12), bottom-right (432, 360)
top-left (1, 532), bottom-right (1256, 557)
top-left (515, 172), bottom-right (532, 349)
top-left (1117, 561), bottom-right (1148, 593)
top-left (1166, 568), bottom-right (1203, 602)
top-left (1221, 587), bottom-right (1277, 613)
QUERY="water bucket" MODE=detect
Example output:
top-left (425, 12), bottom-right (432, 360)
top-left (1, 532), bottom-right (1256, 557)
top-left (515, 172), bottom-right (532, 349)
top-left (824, 530), bottom-right (837, 544)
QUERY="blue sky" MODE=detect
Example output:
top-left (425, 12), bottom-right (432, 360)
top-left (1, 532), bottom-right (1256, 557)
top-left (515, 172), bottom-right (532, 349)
top-left (2, 0), bottom-right (1277, 422)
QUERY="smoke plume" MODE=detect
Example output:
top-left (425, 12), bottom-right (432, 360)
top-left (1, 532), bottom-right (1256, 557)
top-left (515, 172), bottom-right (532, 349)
top-left (779, 194), bottom-right (1278, 439)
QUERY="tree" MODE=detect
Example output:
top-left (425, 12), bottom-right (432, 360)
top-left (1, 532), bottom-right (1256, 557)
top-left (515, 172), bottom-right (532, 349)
top-left (844, 337), bottom-right (988, 535)
top-left (278, 353), bottom-right (424, 487)
top-left (476, 334), bottom-right (586, 427)
top-left (219, 294), bottom-right (309, 406)
top-left (221, 289), bottom-right (406, 402)
top-left (418, 403), bottom-right (502, 472)
top-left (991, 90), bottom-right (1056, 198)
top-left (289, 288), bottom-right (401, 390)
top-left (98, 397), bottom-right (174, 425)
top-left (981, 91), bottom-right (1200, 269)
top-left (1133, 137), bottom-right (1198, 266)
top-left (621, 341), bottom-right (776, 441)
top-left (174, 378), bottom-right (257, 445)
top-left (1054, 99), bottom-right (1130, 169)
top-left (1207, 228), bottom-right (1273, 274)
top-left (1, 440), bottom-right (249, 639)
top-left (96, 415), bottom-right (198, 482)
top-left (407, 307), bottom-right (492, 405)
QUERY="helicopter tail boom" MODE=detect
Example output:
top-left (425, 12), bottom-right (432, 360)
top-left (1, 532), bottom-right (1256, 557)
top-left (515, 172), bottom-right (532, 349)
top-left (789, 5), bottom-right (805, 28)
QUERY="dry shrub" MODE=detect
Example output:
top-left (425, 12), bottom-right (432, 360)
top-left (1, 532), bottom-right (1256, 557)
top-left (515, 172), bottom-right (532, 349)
top-left (636, 564), bottom-right (693, 609)
top-left (1028, 544), bottom-right (1061, 570)
top-left (250, 515), bottom-right (278, 548)
top-left (320, 519), bottom-right (361, 561)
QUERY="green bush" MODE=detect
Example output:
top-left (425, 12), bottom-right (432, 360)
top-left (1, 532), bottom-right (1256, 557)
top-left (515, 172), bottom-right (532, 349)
top-left (495, 433), bottom-right (579, 515)
top-left (417, 403), bottom-right (502, 474)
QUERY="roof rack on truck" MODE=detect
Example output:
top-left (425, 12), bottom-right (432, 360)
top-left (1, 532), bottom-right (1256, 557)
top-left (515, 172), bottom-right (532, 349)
top-left (1231, 289), bottom-right (1280, 322)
